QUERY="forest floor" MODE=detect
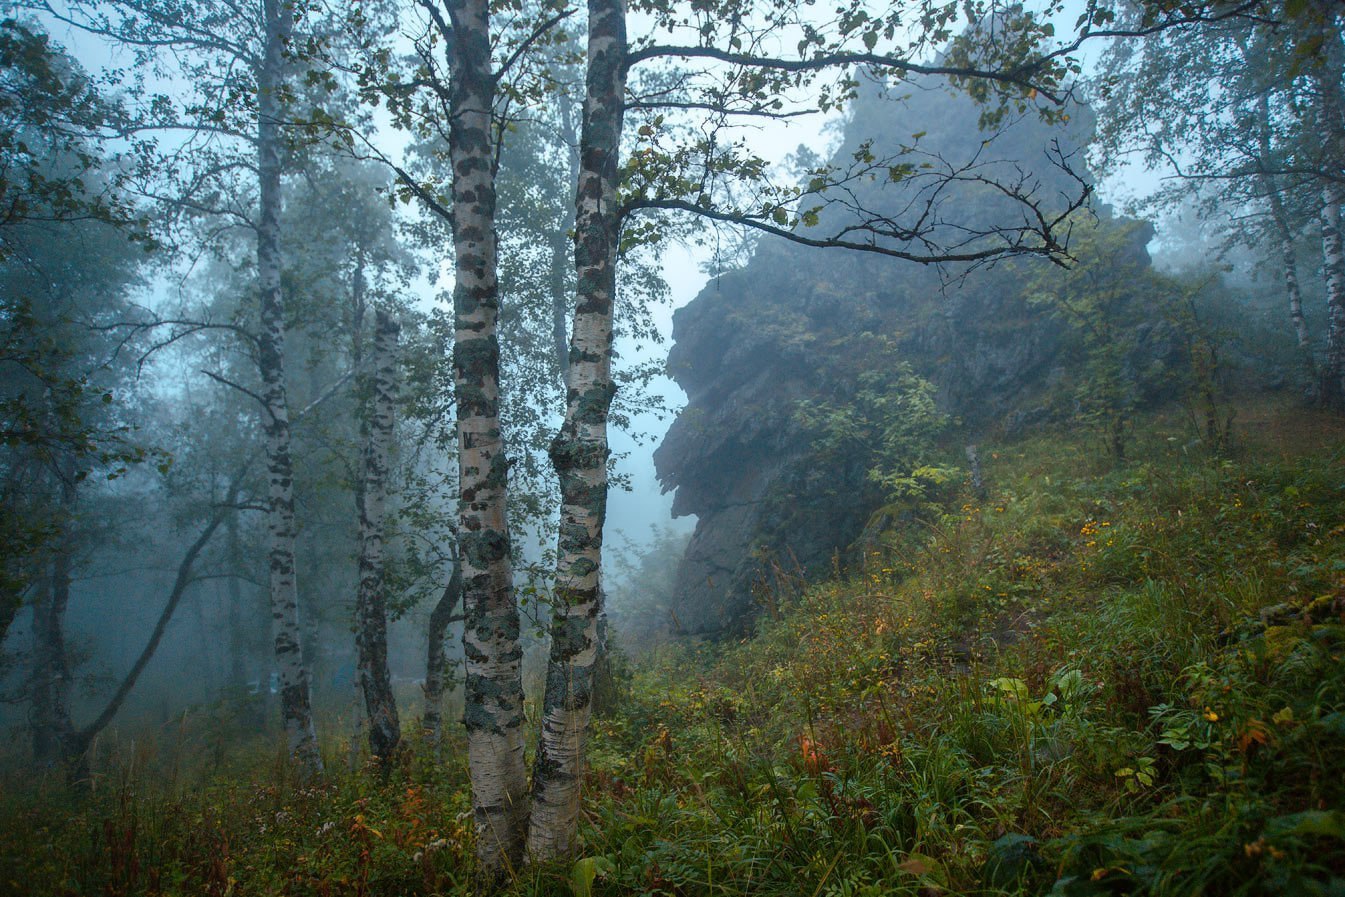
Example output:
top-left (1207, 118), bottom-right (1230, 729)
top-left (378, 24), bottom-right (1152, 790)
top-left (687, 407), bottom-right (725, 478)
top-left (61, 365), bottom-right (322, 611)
top-left (3, 399), bottom-right (1344, 896)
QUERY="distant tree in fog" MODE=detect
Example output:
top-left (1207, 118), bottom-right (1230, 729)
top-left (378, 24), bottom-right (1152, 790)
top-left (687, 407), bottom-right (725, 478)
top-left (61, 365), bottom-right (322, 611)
top-left (0, 18), bottom-right (152, 645)
top-left (0, 19), bottom-right (167, 765)
top-left (1092, 0), bottom-right (1345, 404)
top-left (20, 0), bottom-right (365, 775)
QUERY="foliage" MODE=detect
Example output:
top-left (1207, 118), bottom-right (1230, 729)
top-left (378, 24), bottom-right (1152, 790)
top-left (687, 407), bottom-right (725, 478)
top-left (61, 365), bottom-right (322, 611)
top-left (0, 18), bottom-right (145, 257)
top-left (588, 403), bottom-right (1345, 897)
top-left (1022, 215), bottom-right (1163, 461)
top-left (794, 355), bottom-right (953, 512)
top-left (4, 401), bottom-right (1343, 895)
top-left (0, 19), bottom-right (155, 635)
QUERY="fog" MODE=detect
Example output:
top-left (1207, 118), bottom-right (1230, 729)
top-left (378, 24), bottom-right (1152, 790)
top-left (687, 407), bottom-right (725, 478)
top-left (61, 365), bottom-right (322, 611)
top-left (1, 1), bottom-right (1341, 887)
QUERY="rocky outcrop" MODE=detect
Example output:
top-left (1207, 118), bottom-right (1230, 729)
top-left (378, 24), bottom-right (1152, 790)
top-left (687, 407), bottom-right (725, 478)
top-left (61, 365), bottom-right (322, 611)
top-left (654, 75), bottom-right (1157, 636)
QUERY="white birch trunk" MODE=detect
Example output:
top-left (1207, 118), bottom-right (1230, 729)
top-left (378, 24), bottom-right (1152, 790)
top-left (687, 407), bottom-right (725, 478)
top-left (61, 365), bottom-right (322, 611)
top-left (1253, 94), bottom-right (1313, 377)
top-left (1272, 194), bottom-right (1311, 357)
top-left (1318, 14), bottom-right (1345, 408)
top-left (355, 308), bottom-right (401, 764)
top-left (257, 0), bottom-right (321, 777)
top-left (551, 92), bottom-right (582, 383)
top-left (527, 0), bottom-right (627, 861)
top-left (1322, 181), bottom-right (1345, 406)
top-left (446, 0), bottom-right (529, 873)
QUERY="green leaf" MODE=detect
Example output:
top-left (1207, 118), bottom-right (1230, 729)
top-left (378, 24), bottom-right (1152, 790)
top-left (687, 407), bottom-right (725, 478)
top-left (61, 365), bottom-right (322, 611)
top-left (567, 856), bottom-right (610, 896)
top-left (990, 677), bottom-right (1030, 701)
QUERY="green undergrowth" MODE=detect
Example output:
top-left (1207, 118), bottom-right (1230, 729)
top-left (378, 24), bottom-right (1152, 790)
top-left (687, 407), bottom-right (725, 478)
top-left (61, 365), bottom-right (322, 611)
top-left (3, 404), bottom-right (1344, 896)
top-left (582, 406), bottom-right (1345, 897)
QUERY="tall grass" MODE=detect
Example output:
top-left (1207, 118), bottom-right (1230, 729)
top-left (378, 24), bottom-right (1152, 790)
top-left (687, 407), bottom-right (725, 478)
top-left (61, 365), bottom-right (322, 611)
top-left (2, 405), bottom-right (1343, 896)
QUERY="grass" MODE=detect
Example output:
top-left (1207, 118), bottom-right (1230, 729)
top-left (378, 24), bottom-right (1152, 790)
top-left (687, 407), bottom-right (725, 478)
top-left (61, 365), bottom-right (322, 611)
top-left (2, 400), bottom-right (1344, 896)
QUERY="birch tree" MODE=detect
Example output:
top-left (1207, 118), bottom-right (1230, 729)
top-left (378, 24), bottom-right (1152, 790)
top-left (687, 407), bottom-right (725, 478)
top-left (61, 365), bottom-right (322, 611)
top-left (522, 0), bottom-right (1282, 860)
top-left (357, 0), bottom-right (1274, 868)
top-left (355, 308), bottom-right (402, 764)
top-left (27, 0), bottom-right (349, 774)
top-left (444, 0), bottom-right (530, 869)
top-left (279, 150), bottom-right (418, 765)
top-left (361, 0), bottom-right (578, 868)
top-left (1255, 90), bottom-right (1312, 374)
top-left (527, 0), bottom-right (624, 857)
top-left (1092, 0), bottom-right (1345, 402)
top-left (1310, 4), bottom-right (1345, 405)
top-left (253, 0), bottom-right (322, 775)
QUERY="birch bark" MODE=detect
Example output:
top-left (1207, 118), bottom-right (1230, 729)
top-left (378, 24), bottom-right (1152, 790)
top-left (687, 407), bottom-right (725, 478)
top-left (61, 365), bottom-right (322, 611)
top-left (1321, 182), bottom-right (1345, 406)
top-left (550, 92), bottom-right (582, 383)
top-left (447, 0), bottom-right (529, 872)
top-left (356, 308), bottom-right (401, 764)
top-left (527, 0), bottom-right (626, 860)
top-left (1253, 94), bottom-right (1312, 378)
top-left (1317, 14), bottom-right (1345, 407)
top-left (257, 0), bottom-right (321, 776)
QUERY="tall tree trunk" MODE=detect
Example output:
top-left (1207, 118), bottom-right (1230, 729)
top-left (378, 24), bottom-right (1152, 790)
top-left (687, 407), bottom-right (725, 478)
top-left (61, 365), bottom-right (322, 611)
top-left (1272, 191), bottom-right (1312, 363)
top-left (421, 553), bottom-right (462, 750)
top-left (527, 0), bottom-right (627, 861)
top-left (30, 476), bottom-right (75, 767)
top-left (355, 309), bottom-right (402, 765)
top-left (226, 513), bottom-right (248, 689)
top-left (1254, 93), bottom-right (1313, 381)
top-left (257, 0), bottom-right (321, 777)
top-left (447, 0), bottom-right (528, 872)
top-left (550, 91), bottom-right (582, 382)
top-left (1316, 6), bottom-right (1345, 408)
top-left (1322, 182), bottom-right (1345, 407)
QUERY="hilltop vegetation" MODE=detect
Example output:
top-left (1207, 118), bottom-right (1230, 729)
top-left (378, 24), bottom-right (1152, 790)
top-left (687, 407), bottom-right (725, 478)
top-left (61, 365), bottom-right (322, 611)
top-left (4, 400), bottom-right (1343, 896)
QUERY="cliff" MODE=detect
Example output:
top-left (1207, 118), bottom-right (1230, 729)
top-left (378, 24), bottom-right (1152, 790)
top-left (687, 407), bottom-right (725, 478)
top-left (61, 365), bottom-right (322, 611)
top-left (653, 74), bottom-right (1160, 635)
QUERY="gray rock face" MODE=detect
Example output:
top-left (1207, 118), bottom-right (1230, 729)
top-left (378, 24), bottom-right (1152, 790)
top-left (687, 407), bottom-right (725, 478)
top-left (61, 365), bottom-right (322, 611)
top-left (654, 75), bottom-right (1157, 637)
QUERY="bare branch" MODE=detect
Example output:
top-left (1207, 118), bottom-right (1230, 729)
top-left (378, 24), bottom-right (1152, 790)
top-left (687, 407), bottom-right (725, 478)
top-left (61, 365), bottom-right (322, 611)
top-left (628, 44), bottom-right (1068, 104)
top-left (201, 369), bottom-right (270, 412)
top-left (495, 7), bottom-right (577, 84)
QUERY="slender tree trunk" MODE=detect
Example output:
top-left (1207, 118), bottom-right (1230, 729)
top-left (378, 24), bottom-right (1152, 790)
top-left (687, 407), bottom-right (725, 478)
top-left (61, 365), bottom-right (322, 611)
top-left (356, 309), bottom-right (402, 765)
top-left (422, 554), bottom-right (462, 750)
top-left (1322, 182), bottom-right (1345, 407)
top-left (71, 492), bottom-right (234, 760)
top-left (30, 472), bottom-right (236, 776)
top-left (31, 477), bottom-right (75, 767)
top-left (447, 0), bottom-right (528, 873)
top-left (1254, 94), bottom-right (1313, 381)
top-left (550, 92), bottom-right (582, 382)
top-left (1316, 7), bottom-right (1345, 408)
top-left (1272, 192), bottom-right (1312, 361)
top-left (226, 514), bottom-right (248, 689)
top-left (257, 0), bottom-right (321, 777)
top-left (527, 0), bottom-right (627, 860)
